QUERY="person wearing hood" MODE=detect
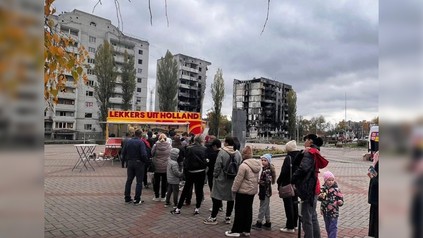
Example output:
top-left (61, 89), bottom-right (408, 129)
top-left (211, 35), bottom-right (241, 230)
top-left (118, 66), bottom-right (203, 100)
top-left (204, 137), bottom-right (241, 225)
top-left (277, 140), bottom-right (302, 233)
top-left (291, 134), bottom-right (329, 238)
top-left (165, 148), bottom-right (184, 208)
top-left (151, 133), bottom-right (172, 202)
top-left (225, 146), bottom-right (262, 237)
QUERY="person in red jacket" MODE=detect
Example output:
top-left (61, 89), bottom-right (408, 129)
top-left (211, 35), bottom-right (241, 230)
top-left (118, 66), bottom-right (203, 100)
top-left (291, 134), bottom-right (328, 238)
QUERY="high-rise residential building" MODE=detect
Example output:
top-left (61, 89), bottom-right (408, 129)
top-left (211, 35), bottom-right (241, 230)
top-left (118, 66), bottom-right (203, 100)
top-left (155, 54), bottom-right (211, 114)
top-left (44, 9), bottom-right (149, 140)
top-left (233, 77), bottom-right (292, 139)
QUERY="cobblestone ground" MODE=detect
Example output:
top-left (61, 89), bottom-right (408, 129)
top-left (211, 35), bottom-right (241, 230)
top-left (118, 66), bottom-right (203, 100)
top-left (45, 144), bottom-right (372, 238)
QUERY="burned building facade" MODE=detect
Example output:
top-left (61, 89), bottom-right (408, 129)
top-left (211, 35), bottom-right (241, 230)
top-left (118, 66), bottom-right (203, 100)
top-left (233, 77), bottom-right (292, 139)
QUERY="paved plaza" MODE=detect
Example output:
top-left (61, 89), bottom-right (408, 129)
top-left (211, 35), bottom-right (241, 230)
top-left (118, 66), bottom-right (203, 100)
top-left (45, 143), bottom-right (372, 238)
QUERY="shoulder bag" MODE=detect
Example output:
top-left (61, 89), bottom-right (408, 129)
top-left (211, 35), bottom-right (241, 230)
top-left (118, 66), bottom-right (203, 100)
top-left (279, 155), bottom-right (295, 198)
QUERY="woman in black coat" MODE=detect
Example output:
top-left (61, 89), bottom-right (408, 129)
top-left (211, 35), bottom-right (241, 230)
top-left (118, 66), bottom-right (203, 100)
top-left (368, 151), bottom-right (379, 238)
top-left (277, 140), bottom-right (302, 232)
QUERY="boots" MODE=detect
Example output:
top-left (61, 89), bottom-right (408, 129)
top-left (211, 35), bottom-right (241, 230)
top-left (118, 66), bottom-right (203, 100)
top-left (263, 221), bottom-right (271, 230)
top-left (251, 221), bottom-right (262, 230)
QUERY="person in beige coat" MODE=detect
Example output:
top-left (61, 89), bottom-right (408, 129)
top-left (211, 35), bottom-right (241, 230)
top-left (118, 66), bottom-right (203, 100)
top-left (225, 146), bottom-right (262, 237)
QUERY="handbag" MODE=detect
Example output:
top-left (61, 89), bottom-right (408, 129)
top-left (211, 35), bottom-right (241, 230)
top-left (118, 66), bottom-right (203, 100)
top-left (279, 155), bottom-right (295, 198)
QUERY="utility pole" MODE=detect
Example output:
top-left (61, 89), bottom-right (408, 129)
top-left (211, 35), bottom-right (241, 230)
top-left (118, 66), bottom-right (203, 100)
top-left (149, 87), bottom-right (154, 111)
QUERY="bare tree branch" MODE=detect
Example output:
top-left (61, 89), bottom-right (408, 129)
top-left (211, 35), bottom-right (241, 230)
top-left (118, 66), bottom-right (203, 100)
top-left (165, 0), bottom-right (169, 27)
top-left (260, 0), bottom-right (270, 35)
top-left (92, 0), bottom-right (103, 13)
top-left (148, 0), bottom-right (153, 26)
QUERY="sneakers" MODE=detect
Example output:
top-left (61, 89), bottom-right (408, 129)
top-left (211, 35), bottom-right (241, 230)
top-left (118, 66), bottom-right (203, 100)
top-left (225, 217), bottom-right (231, 224)
top-left (170, 208), bottom-right (180, 214)
top-left (209, 207), bottom-right (224, 212)
top-left (125, 199), bottom-right (134, 204)
top-left (133, 200), bottom-right (144, 206)
top-left (280, 227), bottom-right (295, 233)
top-left (161, 197), bottom-right (167, 202)
top-left (225, 231), bottom-right (240, 237)
top-left (203, 216), bottom-right (218, 225)
top-left (263, 222), bottom-right (271, 230)
top-left (194, 208), bottom-right (200, 215)
top-left (164, 203), bottom-right (171, 208)
top-left (241, 232), bottom-right (250, 237)
top-left (252, 221), bottom-right (262, 230)
top-left (152, 197), bottom-right (161, 202)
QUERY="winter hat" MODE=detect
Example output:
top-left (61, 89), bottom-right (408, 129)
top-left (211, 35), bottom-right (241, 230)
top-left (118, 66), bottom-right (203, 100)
top-left (285, 140), bottom-right (299, 152)
top-left (170, 148), bottom-right (180, 160)
top-left (323, 171), bottom-right (335, 182)
top-left (261, 153), bottom-right (272, 164)
top-left (304, 134), bottom-right (324, 147)
top-left (241, 146), bottom-right (253, 160)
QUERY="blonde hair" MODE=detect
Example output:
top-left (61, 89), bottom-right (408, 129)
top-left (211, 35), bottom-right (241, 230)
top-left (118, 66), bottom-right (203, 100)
top-left (159, 133), bottom-right (167, 142)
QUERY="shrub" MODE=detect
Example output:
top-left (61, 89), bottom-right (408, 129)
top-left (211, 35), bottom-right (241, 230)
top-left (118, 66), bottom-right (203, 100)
top-left (357, 139), bottom-right (368, 147)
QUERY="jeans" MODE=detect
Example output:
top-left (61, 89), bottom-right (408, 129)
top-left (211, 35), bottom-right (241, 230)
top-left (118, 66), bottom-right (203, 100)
top-left (177, 171), bottom-right (206, 209)
top-left (257, 196), bottom-right (270, 223)
top-left (165, 183), bottom-right (179, 206)
top-left (323, 215), bottom-right (338, 238)
top-left (153, 172), bottom-right (167, 198)
top-left (283, 196), bottom-right (299, 229)
top-left (124, 160), bottom-right (145, 202)
top-left (301, 196), bottom-right (321, 238)
top-left (231, 193), bottom-right (255, 233)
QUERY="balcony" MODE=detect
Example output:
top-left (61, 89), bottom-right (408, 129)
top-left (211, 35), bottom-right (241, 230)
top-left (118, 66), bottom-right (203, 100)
top-left (181, 66), bottom-right (198, 74)
top-left (113, 45), bottom-right (134, 55)
top-left (181, 74), bottom-right (197, 81)
top-left (58, 92), bottom-right (76, 99)
top-left (55, 104), bottom-right (75, 111)
top-left (54, 116), bottom-right (76, 122)
top-left (65, 81), bottom-right (77, 88)
top-left (109, 97), bottom-right (123, 104)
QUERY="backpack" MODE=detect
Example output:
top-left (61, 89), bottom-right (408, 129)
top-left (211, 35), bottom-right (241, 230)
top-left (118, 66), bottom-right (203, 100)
top-left (223, 151), bottom-right (239, 178)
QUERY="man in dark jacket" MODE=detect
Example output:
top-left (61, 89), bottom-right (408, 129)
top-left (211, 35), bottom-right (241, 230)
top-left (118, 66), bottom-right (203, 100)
top-left (171, 135), bottom-right (207, 215)
top-left (121, 129), bottom-right (148, 205)
top-left (291, 134), bottom-right (328, 238)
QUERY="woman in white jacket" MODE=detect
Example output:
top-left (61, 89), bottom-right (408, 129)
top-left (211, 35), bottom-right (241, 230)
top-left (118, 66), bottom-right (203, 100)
top-left (225, 146), bottom-right (262, 237)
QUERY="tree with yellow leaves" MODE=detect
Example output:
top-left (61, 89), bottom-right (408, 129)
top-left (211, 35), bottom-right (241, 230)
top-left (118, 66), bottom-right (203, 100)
top-left (44, 0), bottom-right (88, 105)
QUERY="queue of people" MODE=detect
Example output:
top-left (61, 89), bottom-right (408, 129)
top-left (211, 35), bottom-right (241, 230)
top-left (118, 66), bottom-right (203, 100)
top-left (120, 131), bottom-right (376, 238)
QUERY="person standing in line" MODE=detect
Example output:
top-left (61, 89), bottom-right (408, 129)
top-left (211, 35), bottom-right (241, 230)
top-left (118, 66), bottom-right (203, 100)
top-left (120, 132), bottom-right (131, 168)
top-left (318, 171), bottom-right (344, 238)
top-left (291, 134), bottom-right (328, 238)
top-left (252, 153), bottom-right (276, 230)
top-left (225, 146), bottom-right (261, 237)
top-left (122, 129), bottom-right (148, 205)
top-left (165, 148), bottom-right (184, 208)
top-left (205, 136), bottom-right (220, 192)
top-left (367, 151), bottom-right (379, 238)
top-left (171, 135), bottom-right (207, 215)
top-left (151, 133), bottom-right (172, 202)
top-left (277, 140), bottom-right (302, 233)
top-left (203, 137), bottom-right (241, 225)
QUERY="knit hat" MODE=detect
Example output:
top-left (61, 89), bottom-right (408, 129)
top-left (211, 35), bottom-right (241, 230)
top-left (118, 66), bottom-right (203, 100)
top-left (261, 153), bottom-right (272, 164)
top-left (241, 146), bottom-right (253, 159)
top-left (285, 140), bottom-right (299, 152)
top-left (323, 171), bottom-right (335, 182)
top-left (170, 148), bottom-right (180, 160)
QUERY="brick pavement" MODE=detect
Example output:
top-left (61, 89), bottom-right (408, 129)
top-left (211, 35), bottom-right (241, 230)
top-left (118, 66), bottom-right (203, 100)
top-left (45, 144), bottom-right (372, 237)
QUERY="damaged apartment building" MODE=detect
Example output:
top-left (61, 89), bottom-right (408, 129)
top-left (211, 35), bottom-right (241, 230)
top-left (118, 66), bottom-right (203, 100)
top-left (233, 77), bottom-right (292, 139)
top-left (155, 54), bottom-right (211, 114)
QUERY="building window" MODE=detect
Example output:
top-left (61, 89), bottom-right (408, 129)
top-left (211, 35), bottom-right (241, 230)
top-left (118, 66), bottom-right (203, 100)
top-left (85, 113), bottom-right (92, 118)
top-left (55, 122), bottom-right (74, 129)
top-left (137, 88), bottom-right (141, 93)
top-left (86, 91), bottom-right (94, 97)
top-left (136, 97), bottom-right (141, 103)
top-left (137, 68), bottom-right (142, 74)
top-left (84, 124), bottom-right (92, 130)
top-left (86, 102), bottom-right (93, 107)
top-left (88, 47), bottom-right (96, 53)
top-left (138, 59), bottom-right (143, 64)
top-left (89, 36), bottom-right (96, 43)
top-left (87, 69), bottom-right (94, 75)
top-left (88, 58), bottom-right (95, 64)
top-left (90, 21), bottom-right (97, 27)
top-left (86, 80), bottom-right (95, 87)
top-left (199, 67), bottom-right (202, 72)
top-left (137, 78), bottom-right (142, 83)
top-left (138, 49), bottom-right (143, 55)
top-left (198, 76), bottom-right (202, 80)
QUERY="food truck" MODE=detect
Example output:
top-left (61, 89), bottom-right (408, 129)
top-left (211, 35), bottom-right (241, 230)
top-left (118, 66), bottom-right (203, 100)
top-left (105, 110), bottom-right (206, 138)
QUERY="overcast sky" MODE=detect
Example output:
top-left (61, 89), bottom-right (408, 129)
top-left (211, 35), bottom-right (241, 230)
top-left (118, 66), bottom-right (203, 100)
top-left (54, 0), bottom-right (378, 124)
